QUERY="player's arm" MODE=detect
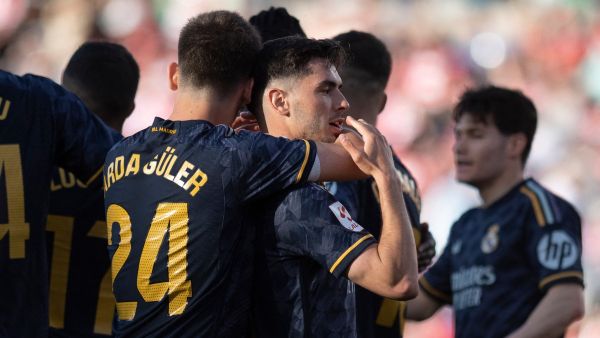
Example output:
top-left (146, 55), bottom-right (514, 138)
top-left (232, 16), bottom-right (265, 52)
top-left (36, 75), bottom-right (118, 185)
top-left (314, 133), bottom-right (368, 181)
top-left (405, 287), bottom-right (443, 320)
top-left (342, 117), bottom-right (418, 300)
top-left (234, 112), bottom-right (368, 182)
top-left (506, 284), bottom-right (583, 338)
top-left (407, 229), bottom-right (454, 320)
top-left (509, 201), bottom-right (585, 338)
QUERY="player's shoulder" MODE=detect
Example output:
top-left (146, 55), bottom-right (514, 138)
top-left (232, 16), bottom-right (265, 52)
top-left (516, 178), bottom-right (580, 227)
top-left (0, 71), bottom-right (74, 103)
top-left (450, 208), bottom-right (480, 232)
top-left (282, 183), bottom-right (333, 202)
top-left (270, 183), bottom-right (334, 216)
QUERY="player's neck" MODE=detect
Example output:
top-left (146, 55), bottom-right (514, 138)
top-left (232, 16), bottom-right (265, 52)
top-left (478, 168), bottom-right (524, 208)
top-left (169, 87), bottom-right (241, 126)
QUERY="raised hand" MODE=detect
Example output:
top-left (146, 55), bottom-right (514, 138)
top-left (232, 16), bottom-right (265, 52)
top-left (338, 116), bottom-right (395, 178)
top-left (231, 110), bottom-right (260, 132)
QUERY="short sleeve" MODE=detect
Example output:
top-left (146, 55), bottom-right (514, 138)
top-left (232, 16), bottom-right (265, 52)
top-left (421, 233), bottom-right (453, 304)
top-left (273, 186), bottom-right (376, 278)
top-left (238, 132), bottom-right (316, 202)
top-left (32, 75), bottom-right (119, 186)
top-left (525, 204), bottom-right (584, 293)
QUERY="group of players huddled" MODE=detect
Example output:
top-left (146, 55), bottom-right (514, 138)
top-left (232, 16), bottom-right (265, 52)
top-left (0, 6), bottom-right (584, 338)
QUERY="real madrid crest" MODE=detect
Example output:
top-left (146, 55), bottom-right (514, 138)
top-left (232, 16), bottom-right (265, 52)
top-left (481, 224), bottom-right (500, 254)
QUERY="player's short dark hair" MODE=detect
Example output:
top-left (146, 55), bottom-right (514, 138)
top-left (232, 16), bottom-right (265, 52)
top-left (333, 30), bottom-right (391, 91)
top-left (249, 36), bottom-right (345, 119)
top-left (249, 7), bottom-right (306, 42)
top-left (454, 85), bottom-right (538, 163)
top-left (178, 11), bottom-right (261, 94)
top-left (62, 41), bottom-right (139, 126)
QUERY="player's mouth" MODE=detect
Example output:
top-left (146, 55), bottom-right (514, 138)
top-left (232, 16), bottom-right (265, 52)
top-left (329, 118), bottom-right (345, 137)
top-left (455, 160), bottom-right (473, 172)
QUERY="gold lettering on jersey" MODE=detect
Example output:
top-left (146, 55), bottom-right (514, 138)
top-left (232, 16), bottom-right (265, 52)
top-left (151, 126), bottom-right (177, 134)
top-left (50, 168), bottom-right (87, 191)
top-left (114, 156), bottom-right (125, 181)
top-left (124, 154), bottom-right (140, 176)
top-left (103, 147), bottom-right (208, 197)
top-left (0, 97), bottom-right (11, 120)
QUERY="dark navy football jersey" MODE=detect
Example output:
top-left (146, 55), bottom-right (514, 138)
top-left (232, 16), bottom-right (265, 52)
top-left (422, 178), bottom-right (584, 338)
top-left (47, 140), bottom-right (121, 338)
top-left (252, 184), bottom-right (377, 338)
top-left (103, 117), bottom-right (316, 337)
top-left (325, 153), bottom-right (422, 338)
top-left (0, 71), bottom-right (118, 337)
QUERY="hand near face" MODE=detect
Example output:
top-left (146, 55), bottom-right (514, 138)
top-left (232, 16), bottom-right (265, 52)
top-left (338, 116), bottom-right (395, 178)
top-left (232, 110), bottom-right (260, 132)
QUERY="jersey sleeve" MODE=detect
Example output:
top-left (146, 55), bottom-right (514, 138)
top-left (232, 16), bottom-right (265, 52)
top-left (30, 74), bottom-right (119, 186)
top-left (420, 231), bottom-right (453, 304)
top-left (273, 186), bottom-right (377, 278)
top-left (525, 202), bottom-right (584, 293)
top-left (238, 132), bottom-right (317, 202)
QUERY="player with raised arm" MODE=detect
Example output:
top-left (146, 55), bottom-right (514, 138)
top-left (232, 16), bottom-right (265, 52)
top-left (248, 36), bottom-right (418, 338)
top-left (0, 69), bottom-right (118, 336)
top-left (246, 11), bottom-right (433, 337)
top-left (406, 86), bottom-right (584, 338)
top-left (329, 30), bottom-right (436, 338)
top-left (47, 41), bottom-right (139, 337)
top-left (103, 11), bottom-right (373, 337)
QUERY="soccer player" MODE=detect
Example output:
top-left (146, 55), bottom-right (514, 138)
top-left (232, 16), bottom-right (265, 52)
top-left (248, 36), bottom-right (418, 337)
top-left (47, 41), bottom-right (139, 337)
top-left (0, 69), bottom-right (118, 336)
top-left (406, 86), bottom-right (585, 338)
top-left (103, 11), bottom-right (375, 337)
top-left (328, 30), bottom-right (436, 338)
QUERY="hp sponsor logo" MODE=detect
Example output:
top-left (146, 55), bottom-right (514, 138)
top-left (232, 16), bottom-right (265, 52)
top-left (537, 230), bottom-right (578, 270)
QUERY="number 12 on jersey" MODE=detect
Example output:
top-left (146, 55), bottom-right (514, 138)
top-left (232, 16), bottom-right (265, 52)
top-left (107, 202), bottom-right (192, 320)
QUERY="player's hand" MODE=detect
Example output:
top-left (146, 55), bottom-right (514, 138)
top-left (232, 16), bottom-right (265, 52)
top-left (417, 222), bottom-right (436, 273)
top-left (232, 110), bottom-right (260, 132)
top-left (338, 116), bottom-right (395, 178)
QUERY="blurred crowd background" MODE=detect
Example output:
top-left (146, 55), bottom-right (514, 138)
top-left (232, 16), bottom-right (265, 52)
top-left (1, 0), bottom-right (599, 336)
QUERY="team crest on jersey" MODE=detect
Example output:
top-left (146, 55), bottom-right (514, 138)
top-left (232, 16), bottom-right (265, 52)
top-left (537, 230), bottom-right (579, 269)
top-left (481, 224), bottom-right (500, 254)
top-left (329, 201), bottom-right (364, 232)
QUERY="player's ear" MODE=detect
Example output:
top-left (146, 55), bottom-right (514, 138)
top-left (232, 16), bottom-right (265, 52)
top-left (168, 62), bottom-right (179, 91)
top-left (507, 133), bottom-right (527, 160)
top-left (241, 78), bottom-right (253, 105)
top-left (267, 88), bottom-right (290, 116)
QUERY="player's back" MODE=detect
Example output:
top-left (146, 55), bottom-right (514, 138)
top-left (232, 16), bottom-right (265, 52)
top-left (0, 70), bottom-right (117, 337)
top-left (47, 164), bottom-right (118, 338)
top-left (104, 117), bottom-right (315, 337)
